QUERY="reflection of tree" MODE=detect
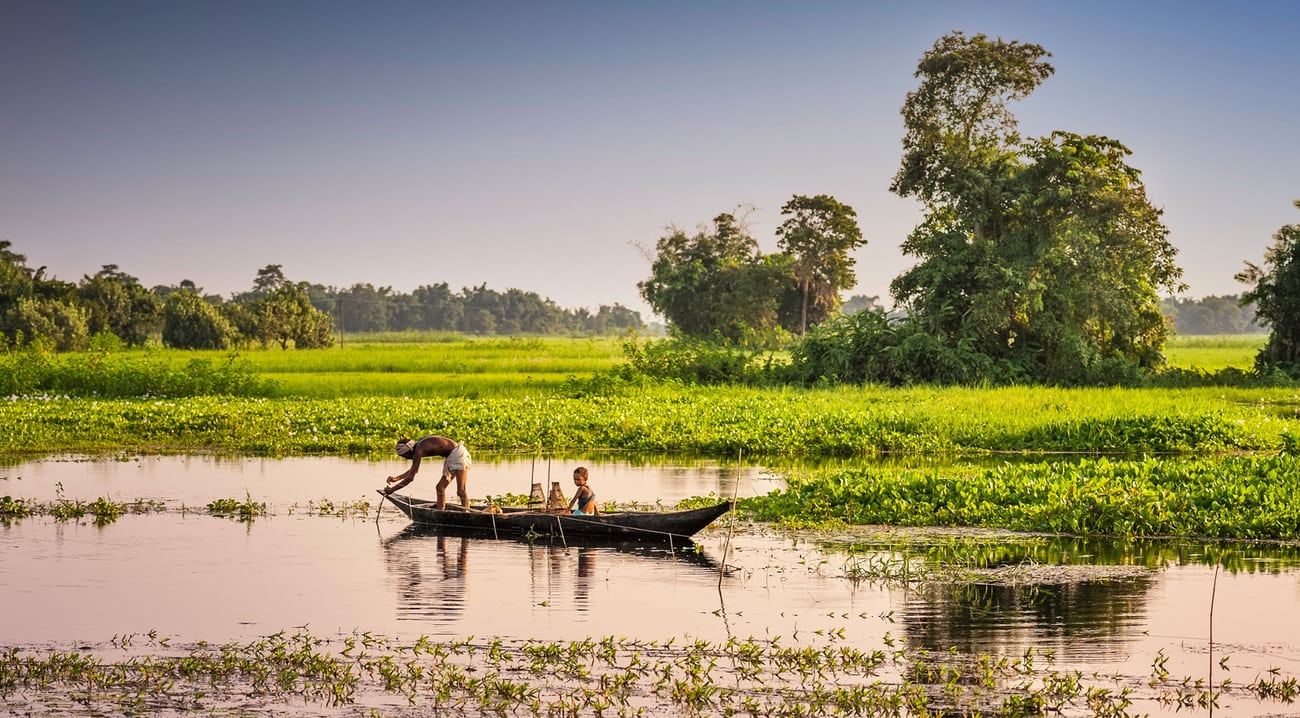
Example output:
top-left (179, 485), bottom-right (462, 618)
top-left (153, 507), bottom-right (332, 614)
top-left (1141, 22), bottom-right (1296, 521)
top-left (900, 575), bottom-right (1155, 660)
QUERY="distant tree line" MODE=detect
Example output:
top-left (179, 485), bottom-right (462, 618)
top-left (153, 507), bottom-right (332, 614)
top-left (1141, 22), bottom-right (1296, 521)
top-left (1160, 295), bottom-right (1262, 335)
top-left (0, 244), bottom-right (643, 351)
top-left (297, 278), bottom-right (642, 336)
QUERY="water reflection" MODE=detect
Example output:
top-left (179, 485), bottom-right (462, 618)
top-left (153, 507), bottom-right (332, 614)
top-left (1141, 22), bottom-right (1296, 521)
top-left (902, 575), bottom-right (1155, 661)
top-left (380, 525), bottom-right (719, 624)
top-left (383, 532), bottom-right (470, 622)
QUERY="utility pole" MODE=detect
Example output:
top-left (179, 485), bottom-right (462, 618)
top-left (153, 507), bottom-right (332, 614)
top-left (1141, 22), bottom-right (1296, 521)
top-left (337, 297), bottom-right (344, 349)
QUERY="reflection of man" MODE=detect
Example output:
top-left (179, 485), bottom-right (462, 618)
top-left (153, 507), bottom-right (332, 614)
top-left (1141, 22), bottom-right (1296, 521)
top-left (381, 529), bottom-right (472, 622)
top-left (437, 535), bottom-right (468, 578)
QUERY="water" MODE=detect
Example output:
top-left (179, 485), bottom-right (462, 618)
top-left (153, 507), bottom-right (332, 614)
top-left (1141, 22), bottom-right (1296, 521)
top-left (3, 455), bottom-right (1300, 716)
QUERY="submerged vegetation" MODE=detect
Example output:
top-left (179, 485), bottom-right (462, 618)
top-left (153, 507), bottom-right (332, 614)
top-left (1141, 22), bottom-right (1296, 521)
top-left (2, 627), bottom-right (1295, 717)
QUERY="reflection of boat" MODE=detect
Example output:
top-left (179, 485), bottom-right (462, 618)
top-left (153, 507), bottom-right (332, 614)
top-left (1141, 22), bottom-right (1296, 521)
top-left (382, 522), bottom-right (721, 569)
top-left (382, 493), bottom-right (732, 542)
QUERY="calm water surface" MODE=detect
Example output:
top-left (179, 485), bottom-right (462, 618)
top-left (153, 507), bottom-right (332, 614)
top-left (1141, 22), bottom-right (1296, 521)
top-left (3, 455), bottom-right (1299, 717)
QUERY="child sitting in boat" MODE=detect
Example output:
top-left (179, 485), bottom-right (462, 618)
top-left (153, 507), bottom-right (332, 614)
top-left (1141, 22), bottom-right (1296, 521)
top-left (567, 467), bottom-right (598, 515)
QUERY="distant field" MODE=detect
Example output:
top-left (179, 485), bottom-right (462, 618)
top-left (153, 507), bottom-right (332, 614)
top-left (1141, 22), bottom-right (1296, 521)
top-left (237, 334), bottom-right (626, 398)
top-left (1162, 333), bottom-right (1265, 371)
top-left (184, 332), bottom-right (1267, 397)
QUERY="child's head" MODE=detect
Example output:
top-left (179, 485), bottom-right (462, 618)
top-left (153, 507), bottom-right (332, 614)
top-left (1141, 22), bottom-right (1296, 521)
top-left (573, 466), bottom-right (588, 484)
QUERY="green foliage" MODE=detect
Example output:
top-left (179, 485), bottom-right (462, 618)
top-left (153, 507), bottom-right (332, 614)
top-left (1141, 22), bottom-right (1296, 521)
top-left (8, 296), bottom-right (89, 351)
top-left (1237, 200), bottom-right (1300, 376)
top-left (775, 194), bottom-right (866, 335)
top-left (0, 495), bottom-right (34, 519)
top-left (247, 284), bottom-right (336, 349)
top-left (77, 265), bottom-right (162, 346)
top-left (207, 494), bottom-right (267, 522)
top-left (639, 213), bottom-right (789, 342)
top-left (888, 32), bottom-right (1183, 386)
top-left (618, 335), bottom-right (777, 385)
top-left (163, 291), bottom-right (235, 349)
top-left (1162, 295), bottom-right (1261, 335)
top-left (0, 342), bottom-right (269, 397)
top-left (0, 383), bottom-right (1293, 458)
top-left (744, 455), bottom-right (1300, 541)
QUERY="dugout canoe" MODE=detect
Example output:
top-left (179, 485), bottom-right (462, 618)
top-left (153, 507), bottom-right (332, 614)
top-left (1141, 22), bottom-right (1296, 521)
top-left (381, 492), bottom-right (733, 542)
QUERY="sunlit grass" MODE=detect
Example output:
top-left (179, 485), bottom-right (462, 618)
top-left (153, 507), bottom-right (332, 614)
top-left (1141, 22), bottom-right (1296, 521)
top-left (172, 334), bottom-right (628, 398)
top-left (1163, 333), bottom-right (1266, 371)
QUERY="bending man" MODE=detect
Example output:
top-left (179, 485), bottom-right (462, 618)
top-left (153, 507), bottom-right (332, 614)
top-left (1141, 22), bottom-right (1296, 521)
top-left (385, 435), bottom-right (472, 510)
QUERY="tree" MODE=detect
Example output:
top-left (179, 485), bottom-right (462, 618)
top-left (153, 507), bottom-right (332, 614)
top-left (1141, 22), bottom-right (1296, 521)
top-left (639, 213), bottom-right (785, 343)
top-left (886, 32), bottom-right (1182, 384)
top-left (411, 282), bottom-right (464, 331)
top-left (250, 284), bottom-right (335, 349)
top-left (338, 283), bottom-right (393, 333)
top-left (9, 296), bottom-right (89, 351)
top-left (162, 291), bottom-right (235, 349)
top-left (775, 194), bottom-right (866, 335)
top-left (78, 265), bottom-right (162, 346)
top-left (248, 264), bottom-right (288, 299)
top-left (0, 240), bottom-right (84, 349)
top-left (1161, 295), bottom-right (1260, 334)
top-left (1236, 200), bottom-right (1300, 373)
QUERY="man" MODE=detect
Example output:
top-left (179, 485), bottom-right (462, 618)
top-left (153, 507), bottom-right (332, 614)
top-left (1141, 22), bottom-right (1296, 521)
top-left (384, 435), bottom-right (472, 510)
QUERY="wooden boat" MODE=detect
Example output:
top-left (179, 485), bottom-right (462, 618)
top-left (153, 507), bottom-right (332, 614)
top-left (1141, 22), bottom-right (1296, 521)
top-left (381, 492), bottom-right (733, 542)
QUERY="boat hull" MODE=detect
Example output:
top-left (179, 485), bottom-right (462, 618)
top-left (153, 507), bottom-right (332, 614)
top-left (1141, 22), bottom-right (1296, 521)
top-left (382, 494), bottom-right (732, 542)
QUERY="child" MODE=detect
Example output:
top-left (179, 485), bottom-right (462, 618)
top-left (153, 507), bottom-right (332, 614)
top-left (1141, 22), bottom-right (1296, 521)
top-left (567, 466), bottom-right (598, 515)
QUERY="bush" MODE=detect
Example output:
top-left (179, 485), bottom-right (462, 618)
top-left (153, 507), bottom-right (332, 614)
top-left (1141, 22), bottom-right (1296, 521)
top-left (618, 335), bottom-right (773, 385)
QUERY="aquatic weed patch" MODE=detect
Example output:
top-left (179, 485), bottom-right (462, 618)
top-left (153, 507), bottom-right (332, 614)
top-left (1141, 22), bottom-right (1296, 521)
top-left (206, 494), bottom-right (268, 522)
top-left (1, 385), bottom-right (1295, 458)
top-left (745, 455), bottom-right (1300, 540)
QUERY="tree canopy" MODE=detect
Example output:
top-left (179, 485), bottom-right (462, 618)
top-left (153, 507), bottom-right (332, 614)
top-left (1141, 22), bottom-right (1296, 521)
top-left (885, 32), bottom-right (1183, 384)
top-left (639, 199), bottom-right (865, 343)
top-left (775, 195), bottom-right (866, 335)
top-left (1237, 200), bottom-right (1300, 374)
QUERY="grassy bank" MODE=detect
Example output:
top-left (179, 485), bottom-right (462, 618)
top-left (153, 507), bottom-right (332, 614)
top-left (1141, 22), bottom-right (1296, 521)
top-left (5, 333), bottom-right (1298, 540)
top-left (2, 384), bottom-right (1297, 458)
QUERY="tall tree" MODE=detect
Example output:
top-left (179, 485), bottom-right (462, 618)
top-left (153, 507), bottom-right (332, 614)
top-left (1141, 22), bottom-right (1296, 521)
top-left (775, 194), bottom-right (866, 335)
top-left (888, 32), bottom-right (1182, 384)
top-left (1236, 200), bottom-right (1300, 373)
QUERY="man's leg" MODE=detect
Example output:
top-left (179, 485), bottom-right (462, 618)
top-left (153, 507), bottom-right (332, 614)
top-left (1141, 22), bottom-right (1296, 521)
top-left (435, 473), bottom-right (451, 510)
top-left (454, 467), bottom-right (469, 509)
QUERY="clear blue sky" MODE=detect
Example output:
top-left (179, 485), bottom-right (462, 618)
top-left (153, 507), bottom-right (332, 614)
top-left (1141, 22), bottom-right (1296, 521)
top-left (2, 1), bottom-right (1297, 319)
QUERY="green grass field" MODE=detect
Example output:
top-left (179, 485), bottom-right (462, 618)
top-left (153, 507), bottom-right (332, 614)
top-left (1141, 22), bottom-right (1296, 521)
top-left (214, 334), bottom-right (627, 397)
top-left (1162, 333), bottom-right (1267, 371)
top-left (180, 332), bottom-right (1271, 398)
top-left (5, 331), bottom-right (1300, 540)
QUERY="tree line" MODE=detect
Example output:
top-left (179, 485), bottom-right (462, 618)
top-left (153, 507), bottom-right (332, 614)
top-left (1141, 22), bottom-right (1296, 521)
top-left (639, 32), bottom-right (1298, 383)
top-left (0, 245), bottom-right (643, 351)
top-left (7, 31), bottom-right (1298, 381)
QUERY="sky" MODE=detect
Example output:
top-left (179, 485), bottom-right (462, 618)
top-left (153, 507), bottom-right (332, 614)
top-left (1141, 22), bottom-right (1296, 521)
top-left (2, 1), bottom-right (1297, 320)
